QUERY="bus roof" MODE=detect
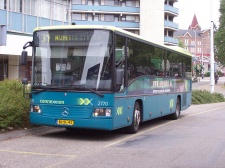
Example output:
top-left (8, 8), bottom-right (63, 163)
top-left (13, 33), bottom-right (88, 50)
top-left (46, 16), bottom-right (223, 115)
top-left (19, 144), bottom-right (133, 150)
top-left (34, 25), bottom-right (192, 57)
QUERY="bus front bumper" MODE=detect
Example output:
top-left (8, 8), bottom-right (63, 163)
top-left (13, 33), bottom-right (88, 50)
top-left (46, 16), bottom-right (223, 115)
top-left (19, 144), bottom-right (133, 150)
top-left (30, 113), bottom-right (114, 131)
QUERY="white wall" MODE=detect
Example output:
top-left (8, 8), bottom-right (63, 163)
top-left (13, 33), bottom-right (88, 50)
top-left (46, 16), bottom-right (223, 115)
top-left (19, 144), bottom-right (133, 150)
top-left (0, 34), bottom-right (32, 56)
top-left (8, 55), bottom-right (19, 80)
top-left (0, 34), bottom-right (32, 80)
top-left (140, 0), bottom-right (164, 44)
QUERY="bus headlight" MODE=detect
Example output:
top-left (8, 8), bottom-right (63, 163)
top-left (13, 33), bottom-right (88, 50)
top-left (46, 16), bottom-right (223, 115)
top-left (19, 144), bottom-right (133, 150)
top-left (93, 108), bottom-right (111, 117)
top-left (31, 105), bottom-right (41, 113)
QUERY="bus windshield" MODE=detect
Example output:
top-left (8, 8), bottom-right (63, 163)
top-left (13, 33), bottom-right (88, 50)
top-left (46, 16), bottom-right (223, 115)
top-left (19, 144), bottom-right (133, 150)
top-left (32, 29), bottom-right (113, 91)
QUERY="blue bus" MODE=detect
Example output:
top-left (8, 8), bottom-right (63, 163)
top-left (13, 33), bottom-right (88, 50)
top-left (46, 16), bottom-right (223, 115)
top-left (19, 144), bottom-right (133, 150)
top-left (21, 25), bottom-right (192, 133)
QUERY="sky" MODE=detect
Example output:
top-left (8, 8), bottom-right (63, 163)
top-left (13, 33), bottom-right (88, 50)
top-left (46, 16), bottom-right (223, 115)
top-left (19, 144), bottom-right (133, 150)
top-left (174, 0), bottom-right (220, 30)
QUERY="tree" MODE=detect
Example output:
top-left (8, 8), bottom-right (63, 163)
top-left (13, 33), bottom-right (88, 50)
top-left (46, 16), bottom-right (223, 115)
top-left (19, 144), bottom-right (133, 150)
top-left (178, 39), bottom-right (184, 48)
top-left (214, 0), bottom-right (225, 65)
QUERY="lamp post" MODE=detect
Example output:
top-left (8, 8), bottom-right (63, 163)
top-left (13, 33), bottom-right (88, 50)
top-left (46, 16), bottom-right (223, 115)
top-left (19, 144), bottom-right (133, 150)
top-left (210, 0), bottom-right (215, 93)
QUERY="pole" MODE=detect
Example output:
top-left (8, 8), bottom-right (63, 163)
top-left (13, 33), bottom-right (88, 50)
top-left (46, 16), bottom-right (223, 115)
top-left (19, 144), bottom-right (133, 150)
top-left (195, 30), bottom-right (197, 79)
top-left (210, 0), bottom-right (214, 93)
top-left (201, 37), bottom-right (203, 75)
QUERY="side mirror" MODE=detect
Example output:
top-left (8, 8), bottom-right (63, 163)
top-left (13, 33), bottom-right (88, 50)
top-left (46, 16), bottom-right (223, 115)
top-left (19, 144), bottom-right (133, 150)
top-left (115, 68), bottom-right (123, 86)
top-left (22, 78), bottom-right (31, 98)
top-left (21, 51), bottom-right (28, 65)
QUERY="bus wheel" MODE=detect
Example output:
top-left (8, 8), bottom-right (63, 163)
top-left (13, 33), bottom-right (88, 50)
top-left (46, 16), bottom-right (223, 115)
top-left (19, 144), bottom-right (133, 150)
top-left (127, 102), bottom-right (141, 134)
top-left (169, 98), bottom-right (180, 120)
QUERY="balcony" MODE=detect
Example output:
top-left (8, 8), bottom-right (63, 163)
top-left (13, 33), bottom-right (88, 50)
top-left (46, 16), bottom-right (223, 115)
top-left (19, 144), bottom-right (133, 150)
top-left (164, 20), bottom-right (178, 30)
top-left (164, 4), bottom-right (179, 16)
top-left (71, 5), bottom-right (139, 14)
top-left (164, 36), bottom-right (179, 45)
top-left (72, 20), bottom-right (139, 28)
top-left (0, 10), bottom-right (68, 34)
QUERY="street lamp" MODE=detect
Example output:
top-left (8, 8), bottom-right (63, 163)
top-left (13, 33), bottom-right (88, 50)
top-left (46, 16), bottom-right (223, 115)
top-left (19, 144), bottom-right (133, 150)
top-left (210, 0), bottom-right (215, 93)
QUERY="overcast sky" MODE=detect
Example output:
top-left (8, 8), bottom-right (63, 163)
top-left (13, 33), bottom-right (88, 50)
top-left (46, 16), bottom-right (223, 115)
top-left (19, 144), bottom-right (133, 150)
top-left (174, 0), bottom-right (220, 30)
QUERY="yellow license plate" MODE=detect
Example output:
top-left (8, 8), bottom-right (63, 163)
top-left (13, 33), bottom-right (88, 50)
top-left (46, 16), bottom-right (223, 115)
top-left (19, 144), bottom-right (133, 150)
top-left (57, 120), bottom-right (74, 126)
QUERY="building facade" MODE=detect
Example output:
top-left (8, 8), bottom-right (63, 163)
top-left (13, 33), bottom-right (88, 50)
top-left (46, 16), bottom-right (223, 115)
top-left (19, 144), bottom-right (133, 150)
top-left (164, 0), bottom-right (179, 45)
top-left (71, 0), bottom-right (179, 45)
top-left (174, 14), bottom-right (211, 73)
top-left (0, 0), bottom-right (179, 81)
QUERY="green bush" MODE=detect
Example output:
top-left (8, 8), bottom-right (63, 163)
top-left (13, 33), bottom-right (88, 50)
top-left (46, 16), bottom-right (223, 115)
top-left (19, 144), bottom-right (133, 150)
top-left (204, 72), bottom-right (210, 77)
top-left (204, 71), bottom-right (223, 77)
top-left (0, 79), bottom-right (30, 129)
top-left (192, 89), bottom-right (225, 104)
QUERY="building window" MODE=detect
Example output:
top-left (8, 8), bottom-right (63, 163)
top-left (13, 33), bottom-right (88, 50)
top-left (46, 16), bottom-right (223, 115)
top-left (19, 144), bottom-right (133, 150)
top-left (94, 14), bottom-right (100, 21)
top-left (87, 0), bottom-right (92, 5)
top-left (31, 0), bottom-right (37, 15)
top-left (104, 15), bottom-right (114, 21)
top-left (185, 38), bottom-right (188, 45)
top-left (40, 0), bottom-right (51, 18)
top-left (126, 1), bottom-right (137, 7)
top-left (114, 0), bottom-right (119, 6)
top-left (72, 0), bottom-right (82, 4)
top-left (54, 2), bottom-right (66, 21)
top-left (121, 15), bottom-right (126, 21)
top-left (87, 0), bottom-right (100, 5)
top-left (114, 15), bottom-right (119, 22)
top-left (72, 13), bottom-right (82, 20)
top-left (94, 0), bottom-right (100, 5)
top-left (126, 15), bottom-right (136, 22)
top-left (86, 13), bottom-right (93, 21)
top-left (24, 0), bottom-right (31, 14)
top-left (24, 0), bottom-right (37, 15)
top-left (104, 0), bottom-right (112, 5)
top-left (105, 0), bottom-right (119, 6)
top-left (0, 0), bottom-right (6, 10)
top-left (9, 0), bottom-right (22, 13)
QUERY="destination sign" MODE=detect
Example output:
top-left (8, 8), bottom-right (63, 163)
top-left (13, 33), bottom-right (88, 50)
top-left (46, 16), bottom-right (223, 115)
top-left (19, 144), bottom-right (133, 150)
top-left (33, 30), bottom-right (111, 46)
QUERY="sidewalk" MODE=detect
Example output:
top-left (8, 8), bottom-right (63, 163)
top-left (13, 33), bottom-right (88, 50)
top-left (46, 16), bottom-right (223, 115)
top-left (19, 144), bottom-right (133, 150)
top-left (193, 76), bottom-right (225, 97)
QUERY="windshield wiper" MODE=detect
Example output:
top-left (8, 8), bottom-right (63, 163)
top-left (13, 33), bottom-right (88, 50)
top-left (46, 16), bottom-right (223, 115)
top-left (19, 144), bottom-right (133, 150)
top-left (32, 85), bottom-right (60, 94)
top-left (65, 84), bottom-right (104, 97)
top-left (84, 87), bottom-right (104, 97)
top-left (32, 89), bottom-right (47, 94)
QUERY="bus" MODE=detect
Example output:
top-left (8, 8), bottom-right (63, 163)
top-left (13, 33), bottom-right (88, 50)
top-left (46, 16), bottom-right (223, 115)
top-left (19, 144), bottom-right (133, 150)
top-left (21, 25), bottom-right (192, 133)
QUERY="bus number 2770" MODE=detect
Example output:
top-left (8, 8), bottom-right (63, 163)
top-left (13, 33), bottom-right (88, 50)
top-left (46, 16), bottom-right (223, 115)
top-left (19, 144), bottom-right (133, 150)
top-left (98, 101), bottom-right (108, 106)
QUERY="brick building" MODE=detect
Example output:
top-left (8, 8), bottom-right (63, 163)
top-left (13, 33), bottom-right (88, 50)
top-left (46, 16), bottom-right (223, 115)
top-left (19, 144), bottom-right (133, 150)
top-left (174, 14), bottom-right (211, 73)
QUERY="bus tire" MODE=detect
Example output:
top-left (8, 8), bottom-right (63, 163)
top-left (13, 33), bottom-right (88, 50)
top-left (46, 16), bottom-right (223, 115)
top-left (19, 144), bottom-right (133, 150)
top-left (169, 98), bottom-right (180, 120)
top-left (127, 102), bottom-right (141, 134)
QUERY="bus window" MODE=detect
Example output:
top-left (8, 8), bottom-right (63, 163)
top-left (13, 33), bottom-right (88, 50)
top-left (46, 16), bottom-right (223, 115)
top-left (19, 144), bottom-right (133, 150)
top-left (127, 38), bottom-right (164, 83)
top-left (167, 52), bottom-right (182, 77)
top-left (115, 34), bottom-right (126, 91)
